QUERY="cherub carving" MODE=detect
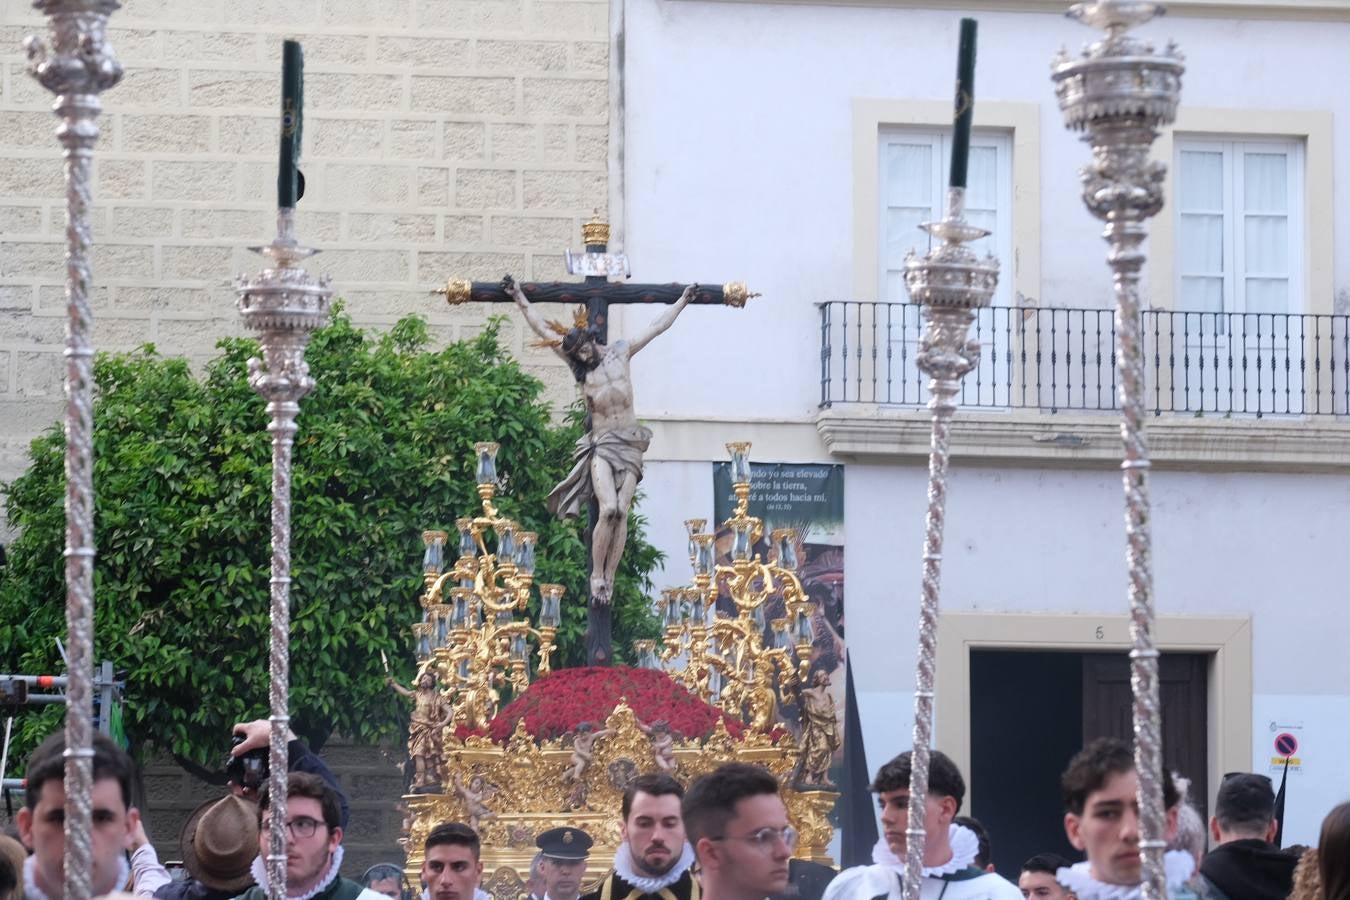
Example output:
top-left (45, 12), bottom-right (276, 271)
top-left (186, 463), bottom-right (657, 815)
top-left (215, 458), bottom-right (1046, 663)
top-left (636, 718), bottom-right (678, 775)
top-left (454, 773), bottom-right (499, 832)
top-left (564, 721), bottom-right (614, 783)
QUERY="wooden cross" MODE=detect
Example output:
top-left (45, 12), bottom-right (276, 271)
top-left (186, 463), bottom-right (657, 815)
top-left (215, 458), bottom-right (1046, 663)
top-left (436, 216), bottom-right (755, 667)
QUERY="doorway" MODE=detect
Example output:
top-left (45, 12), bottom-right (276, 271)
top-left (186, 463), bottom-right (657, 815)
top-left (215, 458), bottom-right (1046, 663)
top-left (968, 649), bottom-right (1209, 877)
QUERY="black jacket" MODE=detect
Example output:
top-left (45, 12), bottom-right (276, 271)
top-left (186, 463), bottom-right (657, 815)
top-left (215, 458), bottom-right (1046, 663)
top-left (1197, 839), bottom-right (1298, 900)
top-left (288, 738), bottom-right (351, 830)
top-left (153, 879), bottom-right (238, 900)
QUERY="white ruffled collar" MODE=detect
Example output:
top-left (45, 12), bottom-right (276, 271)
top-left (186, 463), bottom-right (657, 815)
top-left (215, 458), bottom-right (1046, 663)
top-left (612, 842), bottom-right (696, 893)
top-left (250, 844), bottom-right (345, 900)
top-left (25, 850), bottom-right (131, 900)
top-left (870, 823), bottom-right (980, 878)
top-left (1055, 850), bottom-right (1196, 900)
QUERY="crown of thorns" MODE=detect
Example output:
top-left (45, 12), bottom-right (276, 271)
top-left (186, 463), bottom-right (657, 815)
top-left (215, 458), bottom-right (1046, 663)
top-left (533, 305), bottom-right (590, 349)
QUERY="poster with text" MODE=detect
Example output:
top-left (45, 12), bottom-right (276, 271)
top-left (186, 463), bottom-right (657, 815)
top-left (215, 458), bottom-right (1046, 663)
top-left (713, 462), bottom-right (846, 785)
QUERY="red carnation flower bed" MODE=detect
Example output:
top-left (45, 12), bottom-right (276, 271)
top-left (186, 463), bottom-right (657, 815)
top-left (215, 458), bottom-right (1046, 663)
top-left (486, 666), bottom-right (746, 743)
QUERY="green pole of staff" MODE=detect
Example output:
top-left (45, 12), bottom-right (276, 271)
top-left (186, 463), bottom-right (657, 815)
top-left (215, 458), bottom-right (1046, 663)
top-left (949, 18), bottom-right (976, 189)
top-left (278, 39), bottom-right (304, 208)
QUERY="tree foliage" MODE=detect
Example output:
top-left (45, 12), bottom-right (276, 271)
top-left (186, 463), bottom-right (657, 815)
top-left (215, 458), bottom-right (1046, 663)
top-left (0, 309), bottom-right (662, 767)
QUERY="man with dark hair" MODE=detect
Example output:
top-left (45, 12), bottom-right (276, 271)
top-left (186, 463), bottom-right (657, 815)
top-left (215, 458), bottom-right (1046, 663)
top-left (1056, 738), bottom-right (1195, 900)
top-left (1194, 773), bottom-right (1296, 900)
top-left (1018, 854), bottom-right (1074, 900)
top-left (228, 718), bottom-right (351, 829)
top-left (683, 764), bottom-right (792, 900)
top-left (361, 864), bottom-right (406, 900)
top-left (238, 772), bottom-right (382, 900)
top-left (17, 731), bottom-right (141, 900)
top-left (953, 817), bottom-right (993, 873)
top-left (423, 822), bottom-right (483, 900)
top-left (823, 751), bottom-right (1019, 900)
top-left (582, 774), bottom-right (697, 900)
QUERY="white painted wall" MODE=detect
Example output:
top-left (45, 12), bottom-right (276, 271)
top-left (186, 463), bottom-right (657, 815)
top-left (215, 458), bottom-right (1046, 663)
top-left (618, 0), bottom-right (1350, 848)
top-left (616, 0), bottom-right (1350, 422)
top-left (638, 457), bottom-right (1350, 845)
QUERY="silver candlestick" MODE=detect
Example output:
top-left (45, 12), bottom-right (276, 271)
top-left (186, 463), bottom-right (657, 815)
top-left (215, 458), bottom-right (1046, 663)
top-left (901, 189), bottom-right (998, 900)
top-left (235, 209), bottom-right (333, 900)
top-left (1052, 4), bottom-right (1183, 899)
top-left (24, 3), bottom-right (122, 899)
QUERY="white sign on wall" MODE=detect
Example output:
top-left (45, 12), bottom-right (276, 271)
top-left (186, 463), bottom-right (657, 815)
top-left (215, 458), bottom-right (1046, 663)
top-left (1251, 694), bottom-right (1350, 847)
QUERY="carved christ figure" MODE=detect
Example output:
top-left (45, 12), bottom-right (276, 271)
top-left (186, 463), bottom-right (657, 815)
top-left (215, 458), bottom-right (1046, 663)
top-left (507, 276), bottom-right (697, 605)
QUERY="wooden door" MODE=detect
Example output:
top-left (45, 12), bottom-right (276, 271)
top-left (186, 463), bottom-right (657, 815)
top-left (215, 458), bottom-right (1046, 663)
top-left (1082, 653), bottom-right (1210, 817)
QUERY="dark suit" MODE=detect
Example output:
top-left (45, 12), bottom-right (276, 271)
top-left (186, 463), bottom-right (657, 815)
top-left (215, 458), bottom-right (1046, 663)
top-left (772, 859), bottom-right (838, 900)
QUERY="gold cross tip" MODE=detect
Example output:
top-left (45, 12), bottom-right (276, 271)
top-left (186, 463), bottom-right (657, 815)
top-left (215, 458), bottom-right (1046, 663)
top-left (581, 209), bottom-right (610, 247)
top-left (723, 281), bottom-right (761, 308)
top-left (438, 278), bottom-right (472, 305)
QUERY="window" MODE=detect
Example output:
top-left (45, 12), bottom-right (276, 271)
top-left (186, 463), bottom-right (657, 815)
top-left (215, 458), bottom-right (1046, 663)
top-left (878, 128), bottom-right (1013, 306)
top-left (1176, 137), bottom-right (1304, 316)
top-left (877, 128), bottom-right (1013, 407)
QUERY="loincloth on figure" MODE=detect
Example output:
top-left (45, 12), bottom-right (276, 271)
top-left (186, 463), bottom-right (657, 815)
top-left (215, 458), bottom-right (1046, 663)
top-left (547, 425), bottom-right (653, 519)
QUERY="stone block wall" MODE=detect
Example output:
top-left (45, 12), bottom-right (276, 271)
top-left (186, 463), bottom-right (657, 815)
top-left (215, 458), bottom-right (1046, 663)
top-left (0, 0), bottom-right (607, 536)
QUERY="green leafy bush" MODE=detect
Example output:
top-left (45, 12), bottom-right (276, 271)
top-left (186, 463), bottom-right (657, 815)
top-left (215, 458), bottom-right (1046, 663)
top-left (0, 308), bottom-right (661, 766)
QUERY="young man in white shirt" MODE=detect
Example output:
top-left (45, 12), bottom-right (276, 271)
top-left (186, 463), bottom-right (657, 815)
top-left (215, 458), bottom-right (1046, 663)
top-left (822, 751), bottom-right (1021, 900)
top-left (1056, 738), bottom-right (1196, 900)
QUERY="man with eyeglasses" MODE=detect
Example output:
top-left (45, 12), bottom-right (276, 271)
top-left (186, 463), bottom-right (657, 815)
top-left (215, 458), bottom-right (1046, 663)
top-left (581, 774), bottom-right (699, 900)
top-left (1194, 773), bottom-right (1297, 900)
top-left (238, 772), bottom-right (384, 900)
top-left (682, 763), bottom-right (795, 900)
top-left (822, 751), bottom-right (1020, 900)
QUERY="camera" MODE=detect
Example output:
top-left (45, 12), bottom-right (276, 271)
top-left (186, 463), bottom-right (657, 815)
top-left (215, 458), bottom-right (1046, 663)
top-left (224, 733), bottom-right (269, 792)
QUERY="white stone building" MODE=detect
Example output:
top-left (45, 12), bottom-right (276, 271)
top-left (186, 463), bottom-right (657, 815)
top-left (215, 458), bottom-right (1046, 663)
top-left (610, 0), bottom-right (1350, 866)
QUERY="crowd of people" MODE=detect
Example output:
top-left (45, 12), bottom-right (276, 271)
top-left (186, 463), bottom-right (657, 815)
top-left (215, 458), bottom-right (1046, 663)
top-left (1, 728), bottom-right (1346, 900)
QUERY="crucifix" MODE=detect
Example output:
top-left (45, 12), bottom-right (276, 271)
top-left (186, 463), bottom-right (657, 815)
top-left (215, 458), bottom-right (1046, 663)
top-left (436, 215), bottom-right (755, 666)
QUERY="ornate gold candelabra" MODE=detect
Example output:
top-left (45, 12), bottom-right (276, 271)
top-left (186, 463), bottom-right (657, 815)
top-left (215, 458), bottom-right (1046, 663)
top-left (649, 442), bottom-right (815, 738)
top-left (415, 442), bottom-right (561, 747)
top-left (1052, 4), bottom-right (1183, 898)
top-left (400, 445), bottom-right (839, 890)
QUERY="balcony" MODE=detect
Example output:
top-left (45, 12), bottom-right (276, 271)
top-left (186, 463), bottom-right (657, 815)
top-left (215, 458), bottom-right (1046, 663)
top-left (815, 301), bottom-right (1350, 470)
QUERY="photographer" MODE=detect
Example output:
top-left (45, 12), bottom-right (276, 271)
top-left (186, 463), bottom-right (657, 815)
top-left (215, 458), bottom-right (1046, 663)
top-left (228, 720), bottom-right (350, 830)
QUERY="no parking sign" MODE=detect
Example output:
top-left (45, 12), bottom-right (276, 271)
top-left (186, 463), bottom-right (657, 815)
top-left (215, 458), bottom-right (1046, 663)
top-left (1270, 730), bottom-right (1301, 767)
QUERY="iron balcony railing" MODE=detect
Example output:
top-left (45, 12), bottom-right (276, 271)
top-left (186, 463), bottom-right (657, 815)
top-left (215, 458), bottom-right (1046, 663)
top-left (819, 301), bottom-right (1350, 417)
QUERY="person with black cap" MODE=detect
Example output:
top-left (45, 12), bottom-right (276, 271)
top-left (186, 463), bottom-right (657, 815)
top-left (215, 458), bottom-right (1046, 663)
top-left (153, 795), bottom-right (260, 900)
top-left (1195, 774), bottom-right (1297, 900)
top-left (536, 827), bottom-right (594, 900)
